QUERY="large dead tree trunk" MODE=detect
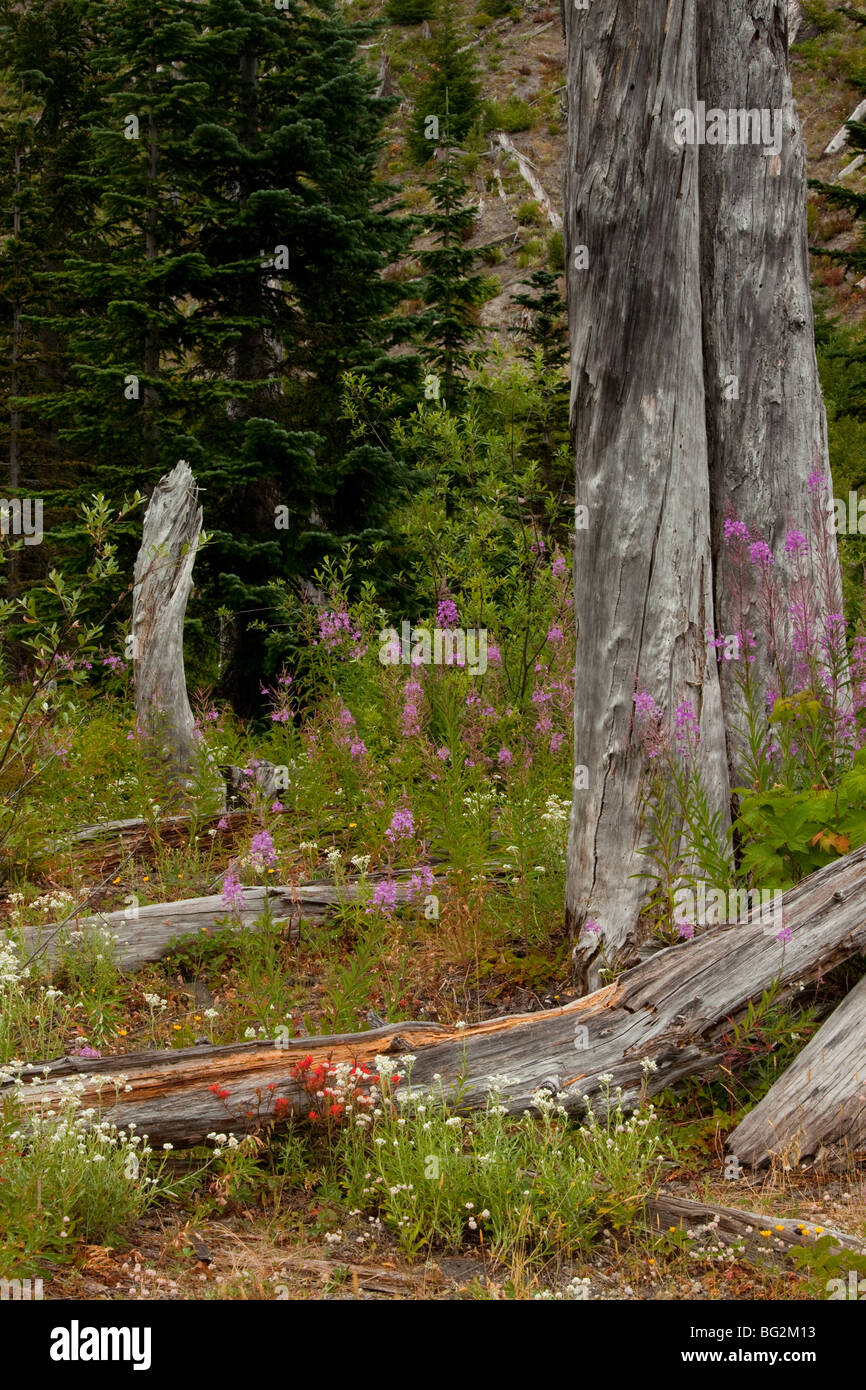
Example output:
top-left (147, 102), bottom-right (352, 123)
top-left (698, 1), bottom-right (844, 757)
top-left (132, 460), bottom-right (202, 784)
top-left (565, 2), bottom-right (844, 988)
top-left (564, 0), bottom-right (729, 989)
top-left (10, 842), bottom-right (866, 1150)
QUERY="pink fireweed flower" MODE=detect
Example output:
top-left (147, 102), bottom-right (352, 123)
top-left (776, 926), bottom-right (792, 944)
top-left (406, 864), bottom-right (435, 901)
top-left (785, 529), bottom-right (808, 556)
top-left (221, 867), bottom-right (246, 914)
top-left (271, 801), bottom-right (284, 813)
top-left (808, 469), bottom-right (827, 493)
top-left (749, 540), bottom-right (773, 567)
top-left (549, 731), bottom-right (565, 754)
top-left (546, 625), bottom-right (564, 643)
top-left (367, 879), bottom-right (399, 916)
top-left (676, 921), bottom-right (695, 941)
top-left (436, 596), bottom-right (459, 628)
top-left (486, 644), bottom-right (502, 665)
top-left (497, 747), bottom-right (512, 767)
top-left (724, 518), bottom-right (749, 543)
top-left (249, 829), bottom-right (277, 872)
top-left (386, 807), bottom-right (414, 842)
top-left (552, 552), bottom-right (567, 577)
top-left (436, 746), bottom-right (450, 761)
top-left (583, 920), bottom-right (603, 937)
top-left (350, 739), bottom-right (367, 757)
top-left (674, 700), bottom-right (700, 760)
top-left (401, 706), bottom-right (420, 737)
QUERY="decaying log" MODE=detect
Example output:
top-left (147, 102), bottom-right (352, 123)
top-left (839, 153), bottom-right (865, 180)
top-left (20, 876), bottom-right (444, 972)
top-left (646, 1191), bottom-right (865, 1260)
top-left (132, 460), bottom-right (202, 784)
top-left (9, 844), bottom-right (866, 1148)
top-left (727, 971), bottom-right (866, 1169)
top-left (823, 99), bottom-right (866, 157)
top-left (493, 132), bottom-right (563, 230)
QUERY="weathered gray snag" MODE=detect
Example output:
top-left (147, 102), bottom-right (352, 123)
top-left (727, 970), bottom-right (866, 1169)
top-left (132, 460), bottom-right (202, 783)
top-left (11, 843), bottom-right (866, 1148)
top-left (697, 0), bottom-right (844, 752)
top-left (564, 0), bottom-right (729, 989)
top-left (565, 2), bottom-right (844, 986)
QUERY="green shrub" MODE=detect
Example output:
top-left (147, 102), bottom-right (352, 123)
top-left (547, 231), bottom-right (564, 271)
top-left (516, 199), bottom-right (543, 226)
top-left (483, 98), bottom-right (534, 133)
top-left (386, 0), bottom-right (429, 23)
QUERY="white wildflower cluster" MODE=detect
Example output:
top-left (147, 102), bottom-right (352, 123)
top-left (540, 795), bottom-right (571, 827)
top-left (533, 1277), bottom-right (592, 1301)
top-left (350, 854), bottom-right (371, 873)
top-left (142, 993), bottom-right (167, 1011)
top-left (7, 889), bottom-right (75, 920)
top-left (326, 848), bottom-right (342, 867)
top-left (298, 841), bottom-right (318, 854)
top-left (0, 937), bottom-right (29, 986)
top-left (206, 1131), bottom-right (242, 1157)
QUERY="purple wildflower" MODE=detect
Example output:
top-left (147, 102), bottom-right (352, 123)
top-left (784, 529), bottom-right (808, 556)
top-left (249, 829), bottom-right (277, 872)
top-left (437, 596), bottom-right (459, 628)
top-left (221, 867), bottom-right (246, 914)
top-left (367, 879), bottom-right (399, 916)
top-left (386, 807), bottom-right (415, 842)
top-left (724, 518), bottom-right (749, 543)
top-left (749, 540), bottom-right (773, 568)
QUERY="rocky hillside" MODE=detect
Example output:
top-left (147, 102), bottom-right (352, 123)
top-left (360, 0), bottom-right (866, 341)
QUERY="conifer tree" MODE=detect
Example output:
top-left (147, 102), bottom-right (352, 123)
top-left (415, 143), bottom-right (483, 408)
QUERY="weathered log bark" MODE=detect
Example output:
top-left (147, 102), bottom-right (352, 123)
top-left (132, 460), bottom-right (202, 784)
top-left (10, 843), bottom-right (866, 1148)
top-left (727, 970), bottom-right (866, 1169)
top-left (697, 0), bottom-right (845, 763)
top-left (646, 1191), bottom-right (865, 1258)
top-left (564, 0), bottom-right (729, 988)
top-left (23, 876), bottom-right (445, 972)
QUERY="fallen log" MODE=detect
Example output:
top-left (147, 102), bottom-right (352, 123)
top-left (18, 875), bottom-right (447, 971)
top-left (727, 970), bottom-right (866, 1169)
top-left (492, 132), bottom-right (563, 230)
top-left (822, 99), bottom-right (866, 157)
top-left (9, 844), bottom-right (866, 1147)
top-left (646, 1191), bottom-right (865, 1261)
